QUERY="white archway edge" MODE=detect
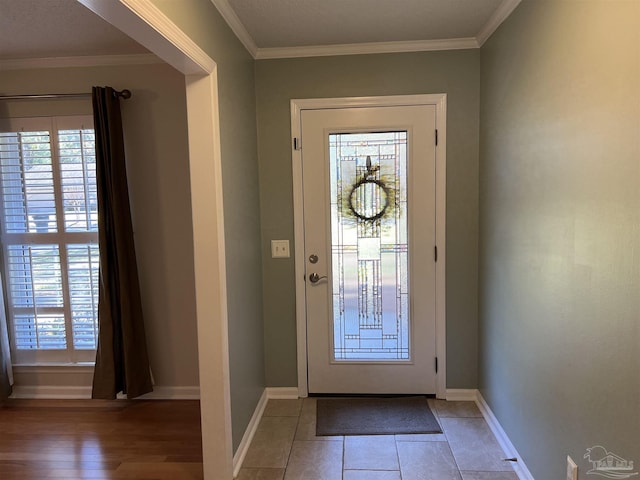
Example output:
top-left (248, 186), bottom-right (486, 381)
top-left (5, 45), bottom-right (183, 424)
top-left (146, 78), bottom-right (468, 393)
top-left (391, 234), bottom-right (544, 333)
top-left (78, 0), bottom-right (215, 74)
top-left (185, 72), bottom-right (233, 480)
top-left (76, 1), bottom-right (232, 478)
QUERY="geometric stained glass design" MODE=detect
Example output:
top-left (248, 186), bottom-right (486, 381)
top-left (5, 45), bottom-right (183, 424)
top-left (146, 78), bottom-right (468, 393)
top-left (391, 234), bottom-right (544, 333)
top-left (329, 131), bottom-right (409, 360)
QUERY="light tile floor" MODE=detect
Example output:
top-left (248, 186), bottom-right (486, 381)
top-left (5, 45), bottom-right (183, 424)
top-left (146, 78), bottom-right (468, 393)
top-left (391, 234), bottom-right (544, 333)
top-left (237, 398), bottom-right (519, 480)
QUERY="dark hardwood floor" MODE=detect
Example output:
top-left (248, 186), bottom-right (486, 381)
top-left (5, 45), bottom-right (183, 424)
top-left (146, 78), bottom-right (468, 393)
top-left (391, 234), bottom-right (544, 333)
top-left (0, 399), bottom-right (203, 479)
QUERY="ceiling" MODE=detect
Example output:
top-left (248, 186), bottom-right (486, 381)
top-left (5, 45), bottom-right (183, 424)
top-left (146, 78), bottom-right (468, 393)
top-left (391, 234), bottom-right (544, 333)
top-left (227, 0), bottom-right (503, 47)
top-left (0, 0), bottom-right (148, 60)
top-left (0, 0), bottom-right (520, 62)
top-left (229, 0), bottom-right (507, 47)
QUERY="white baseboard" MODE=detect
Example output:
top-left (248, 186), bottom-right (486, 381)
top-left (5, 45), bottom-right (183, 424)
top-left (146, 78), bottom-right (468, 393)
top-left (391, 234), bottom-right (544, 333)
top-left (266, 387), bottom-right (300, 399)
top-left (10, 385), bottom-right (200, 400)
top-left (445, 388), bottom-right (478, 401)
top-left (232, 389), bottom-right (269, 478)
top-left (232, 387), bottom-right (299, 477)
top-left (475, 391), bottom-right (535, 480)
top-left (133, 386), bottom-right (200, 400)
top-left (10, 385), bottom-right (92, 399)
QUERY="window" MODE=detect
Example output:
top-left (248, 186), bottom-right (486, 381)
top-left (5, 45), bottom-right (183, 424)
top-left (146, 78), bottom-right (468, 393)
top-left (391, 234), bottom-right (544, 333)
top-left (0, 116), bottom-right (98, 364)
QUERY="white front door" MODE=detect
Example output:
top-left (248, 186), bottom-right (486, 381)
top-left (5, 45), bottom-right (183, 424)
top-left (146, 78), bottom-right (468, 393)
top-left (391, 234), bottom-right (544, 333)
top-left (299, 102), bottom-right (439, 394)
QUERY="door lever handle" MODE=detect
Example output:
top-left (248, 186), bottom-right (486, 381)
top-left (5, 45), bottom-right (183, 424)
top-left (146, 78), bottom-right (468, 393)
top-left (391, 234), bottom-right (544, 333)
top-left (308, 273), bottom-right (327, 284)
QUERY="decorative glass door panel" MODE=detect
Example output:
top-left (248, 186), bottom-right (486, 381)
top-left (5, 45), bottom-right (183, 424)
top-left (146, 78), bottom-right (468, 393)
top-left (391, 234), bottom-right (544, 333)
top-left (301, 103), bottom-right (437, 394)
top-left (329, 132), bottom-right (409, 361)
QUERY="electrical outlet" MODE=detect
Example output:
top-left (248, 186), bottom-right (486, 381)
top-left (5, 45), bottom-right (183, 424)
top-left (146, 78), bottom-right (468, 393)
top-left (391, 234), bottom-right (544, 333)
top-left (271, 240), bottom-right (290, 258)
top-left (567, 456), bottom-right (578, 480)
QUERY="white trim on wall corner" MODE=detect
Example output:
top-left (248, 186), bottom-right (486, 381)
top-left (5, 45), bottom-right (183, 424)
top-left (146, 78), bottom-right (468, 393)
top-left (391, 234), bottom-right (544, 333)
top-left (0, 54), bottom-right (162, 71)
top-left (184, 72), bottom-right (235, 478)
top-left (232, 388), bottom-right (298, 477)
top-left (266, 387), bottom-right (300, 399)
top-left (445, 389), bottom-right (478, 401)
top-left (119, 0), bottom-right (216, 73)
top-left (232, 390), bottom-right (268, 478)
top-left (135, 386), bottom-right (201, 400)
top-left (475, 391), bottom-right (535, 480)
top-left (255, 37), bottom-right (478, 60)
top-left (476, 0), bottom-right (522, 46)
top-left (445, 389), bottom-right (534, 479)
top-left (209, 0), bottom-right (258, 58)
top-left (78, 0), bottom-right (214, 75)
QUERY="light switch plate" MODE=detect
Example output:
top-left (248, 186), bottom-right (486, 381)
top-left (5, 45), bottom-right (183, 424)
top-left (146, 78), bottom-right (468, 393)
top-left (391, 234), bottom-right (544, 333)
top-left (271, 240), bottom-right (290, 258)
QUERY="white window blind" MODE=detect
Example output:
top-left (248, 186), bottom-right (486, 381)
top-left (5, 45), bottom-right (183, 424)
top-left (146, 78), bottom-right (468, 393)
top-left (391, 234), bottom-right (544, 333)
top-left (0, 116), bottom-right (98, 364)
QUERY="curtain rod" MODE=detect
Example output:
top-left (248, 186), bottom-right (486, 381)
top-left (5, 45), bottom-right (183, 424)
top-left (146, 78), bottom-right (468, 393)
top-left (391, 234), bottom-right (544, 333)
top-left (0, 89), bottom-right (132, 101)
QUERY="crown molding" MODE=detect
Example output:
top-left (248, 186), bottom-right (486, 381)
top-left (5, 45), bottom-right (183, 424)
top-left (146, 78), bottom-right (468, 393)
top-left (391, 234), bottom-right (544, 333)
top-left (78, 0), bottom-right (214, 75)
top-left (210, 0), bottom-right (258, 58)
top-left (70, 0), bottom-right (520, 66)
top-left (210, 0), bottom-right (519, 60)
top-left (256, 37), bottom-right (479, 60)
top-left (0, 53), bottom-right (161, 70)
top-left (476, 0), bottom-right (522, 46)
top-left (119, 0), bottom-right (216, 73)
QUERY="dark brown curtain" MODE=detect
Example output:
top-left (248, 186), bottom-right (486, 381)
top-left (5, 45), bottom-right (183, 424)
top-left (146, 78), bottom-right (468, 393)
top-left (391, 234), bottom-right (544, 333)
top-left (91, 86), bottom-right (152, 399)
top-left (0, 362), bottom-right (10, 403)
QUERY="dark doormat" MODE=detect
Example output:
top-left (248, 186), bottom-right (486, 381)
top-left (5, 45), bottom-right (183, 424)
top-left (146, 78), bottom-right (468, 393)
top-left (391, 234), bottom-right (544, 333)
top-left (316, 396), bottom-right (442, 436)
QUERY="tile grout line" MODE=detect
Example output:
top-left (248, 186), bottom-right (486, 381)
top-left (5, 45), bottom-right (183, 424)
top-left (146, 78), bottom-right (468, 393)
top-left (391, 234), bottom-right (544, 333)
top-left (394, 433), bottom-right (404, 480)
top-left (434, 399), bottom-right (465, 479)
top-left (446, 438), bottom-right (465, 479)
top-left (261, 397), bottom-right (515, 480)
top-left (282, 400), bottom-right (304, 476)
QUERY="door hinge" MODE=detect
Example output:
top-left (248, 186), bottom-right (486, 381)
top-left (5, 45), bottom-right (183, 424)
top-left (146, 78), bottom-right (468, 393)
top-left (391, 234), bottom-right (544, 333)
top-left (434, 245), bottom-right (438, 262)
top-left (435, 357), bottom-right (438, 373)
top-left (293, 137), bottom-right (301, 151)
top-left (435, 129), bottom-right (438, 146)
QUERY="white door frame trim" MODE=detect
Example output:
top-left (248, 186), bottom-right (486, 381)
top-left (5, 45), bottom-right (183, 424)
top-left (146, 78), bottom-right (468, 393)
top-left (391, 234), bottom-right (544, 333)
top-left (75, 1), bottom-right (232, 477)
top-left (290, 94), bottom-right (447, 399)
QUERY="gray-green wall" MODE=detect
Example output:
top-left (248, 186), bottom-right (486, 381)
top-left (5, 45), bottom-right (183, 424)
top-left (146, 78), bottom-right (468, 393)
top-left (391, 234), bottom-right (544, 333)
top-left (479, 1), bottom-right (640, 479)
top-left (151, 0), bottom-right (265, 452)
top-left (255, 51), bottom-right (480, 388)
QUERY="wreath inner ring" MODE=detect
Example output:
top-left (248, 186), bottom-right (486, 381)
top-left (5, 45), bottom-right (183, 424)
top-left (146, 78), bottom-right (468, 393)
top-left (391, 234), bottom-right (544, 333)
top-left (348, 178), bottom-right (389, 222)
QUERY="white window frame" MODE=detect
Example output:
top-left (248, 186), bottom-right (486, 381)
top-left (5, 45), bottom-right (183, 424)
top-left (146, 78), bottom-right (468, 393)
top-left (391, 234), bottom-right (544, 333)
top-left (0, 115), bottom-right (98, 365)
